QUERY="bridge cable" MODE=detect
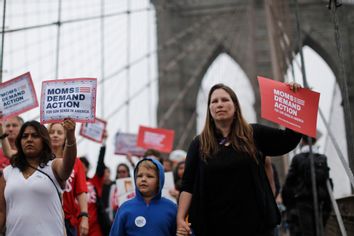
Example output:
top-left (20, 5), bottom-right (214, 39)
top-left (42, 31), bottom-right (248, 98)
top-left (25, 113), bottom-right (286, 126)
top-left (328, 0), bottom-right (354, 176)
top-left (29, 8), bottom-right (217, 122)
top-left (292, 0), bottom-right (320, 235)
top-left (103, 9), bottom-right (243, 124)
top-left (0, 0), bottom-right (6, 83)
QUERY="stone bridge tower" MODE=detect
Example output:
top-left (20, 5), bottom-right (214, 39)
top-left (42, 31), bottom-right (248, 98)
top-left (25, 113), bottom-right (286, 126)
top-left (152, 0), bottom-right (354, 173)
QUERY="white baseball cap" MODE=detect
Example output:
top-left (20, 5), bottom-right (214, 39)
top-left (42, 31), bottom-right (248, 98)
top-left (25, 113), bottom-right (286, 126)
top-left (169, 149), bottom-right (187, 162)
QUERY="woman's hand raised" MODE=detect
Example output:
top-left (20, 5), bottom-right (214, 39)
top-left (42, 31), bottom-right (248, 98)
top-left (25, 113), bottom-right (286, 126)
top-left (62, 118), bottom-right (76, 144)
top-left (287, 82), bottom-right (302, 92)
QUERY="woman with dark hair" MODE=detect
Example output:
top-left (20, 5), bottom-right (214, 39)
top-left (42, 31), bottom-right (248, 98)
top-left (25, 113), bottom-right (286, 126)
top-left (115, 163), bottom-right (131, 179)
top-left (0, 119), bottom-right (77, 235)
top-left (176, 83), bottom-right (303, 236)
top-left (48, 122), bottom-right (88, 236)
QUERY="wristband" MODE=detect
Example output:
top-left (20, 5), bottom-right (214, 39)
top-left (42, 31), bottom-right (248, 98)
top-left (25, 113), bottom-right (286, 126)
top-left (65, 140), bottom-right (76, 148)
top-left (0, 133), bottom-right (8, 140)
top-left (77, 212), bottom-right (89, 219)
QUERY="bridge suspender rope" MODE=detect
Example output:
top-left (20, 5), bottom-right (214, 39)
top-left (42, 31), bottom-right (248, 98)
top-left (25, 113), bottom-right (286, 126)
top-left (293, 0), bottom-right (354, 235)
top-left (106, 6), bottom-right (243, 123)
top-left (31, 7), bottom-right (215, 122)
top-left (0, 0), bottom-right (6, 83)
top-left (326, 179), bottom-right (348, 236)
top-left (99, 15), bottom-right (213, 85)
top-left (293, 0), bottom-right (323, 235)
top-left (103, 12), bottom-right (223, 121)
top-left (28, 3), bottom-right (211, 121)
top-left (288, 46), bottom-right (354, 191)
top-left (101, 5), bottom-right (242, 124)
top-left (54, 0), bottom-right (62, 79)
top-left (328, 0), bottom-right (354, 177)
top-left (100, 0), bottom-right (105, 118)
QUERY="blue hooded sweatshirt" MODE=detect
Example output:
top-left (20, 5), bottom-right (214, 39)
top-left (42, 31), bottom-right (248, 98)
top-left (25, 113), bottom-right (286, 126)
top-left (109, 158), bottom-right (177, 236)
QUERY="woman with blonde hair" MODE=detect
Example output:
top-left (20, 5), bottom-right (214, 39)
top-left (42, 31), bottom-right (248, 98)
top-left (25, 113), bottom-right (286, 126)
top-left (48, 121), bottom-right (89, 236)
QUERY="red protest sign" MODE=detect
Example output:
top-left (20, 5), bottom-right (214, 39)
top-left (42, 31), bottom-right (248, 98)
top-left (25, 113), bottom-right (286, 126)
top-left (137, 126), bottom-right (175, 153)
top-left (79, 118), bottom-right (107, 143)
top-left (258, 76), bottom-right (320, 138)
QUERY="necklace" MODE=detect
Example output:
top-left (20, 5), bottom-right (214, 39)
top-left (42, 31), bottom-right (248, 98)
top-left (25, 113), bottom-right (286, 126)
top-left (219, 137), bottom-right (229, 145)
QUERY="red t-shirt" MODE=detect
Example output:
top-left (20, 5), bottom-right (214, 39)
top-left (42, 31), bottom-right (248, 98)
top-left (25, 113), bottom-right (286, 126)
top-left (0, 149), bottom-right (10, 172)
top-left (63, 158), bottom-right (88, 227)
top-left (86, 175), bottom-right (104, 236)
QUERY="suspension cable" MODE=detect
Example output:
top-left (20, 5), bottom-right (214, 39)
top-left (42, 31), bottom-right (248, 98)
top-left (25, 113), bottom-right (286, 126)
top-left (54, 0), bottom-right (62, 79)
top-left (319, 108), bottom-right (354, 189)
top-left (105, 77), bottom-right (158, 120)
top-left (0, 0), bottom-right (7, 83)
top-left (104, 14), bottom-right (229, 121)
top-left (329, 0), bottom-right (354, 175)
top-left (292, 1), bottom-right (320, 235)
top-left (326, 179), bottom-right (348, 236)
top-left (99, 14), bottom-right (213, 85)
top-left (1, 7), bottom-right (150, 34)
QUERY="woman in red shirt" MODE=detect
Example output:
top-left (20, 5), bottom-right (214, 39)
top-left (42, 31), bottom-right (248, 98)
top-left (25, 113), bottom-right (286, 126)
top-left (48, 122), bottom-right (89, 236)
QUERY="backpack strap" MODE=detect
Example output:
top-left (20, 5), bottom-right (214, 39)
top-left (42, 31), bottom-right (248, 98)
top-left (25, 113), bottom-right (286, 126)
top-left (29, 165), bottom-right (62, 204)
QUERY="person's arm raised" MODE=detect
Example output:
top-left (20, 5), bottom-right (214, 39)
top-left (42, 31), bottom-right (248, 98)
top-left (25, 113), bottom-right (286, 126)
top-left (95, 130), bottom-right (107, 178)
top-left (0, 116), bottom-right (16, 159)
top-left (53, 118), bottom-right (77, 182)
top-left (0, 134), bottom-right (16, 159)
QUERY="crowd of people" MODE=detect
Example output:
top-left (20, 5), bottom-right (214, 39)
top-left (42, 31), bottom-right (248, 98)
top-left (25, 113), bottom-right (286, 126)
top-left (0, 82), bottom-right (333, 236)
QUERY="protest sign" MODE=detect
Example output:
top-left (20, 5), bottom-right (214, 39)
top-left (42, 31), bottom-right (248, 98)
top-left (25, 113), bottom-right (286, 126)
top-left (79, 118), bottom-right (107, 143)
top-left (40, 78), bottom-right (97, 123)
top-left (112, 173), bottom-right (177, 206)
top-left (137, 126), bottom-right (175, 153)
top-left (258, 76), bottom-right (320, 137)
top-left (113, 177), bottom-right (136, 207)
top-left (162, 171), bottom-right (177, 203)
top-left (0, 72), bottom-right (38, 119)
top-left (114, 132), bottom-right (146, 156)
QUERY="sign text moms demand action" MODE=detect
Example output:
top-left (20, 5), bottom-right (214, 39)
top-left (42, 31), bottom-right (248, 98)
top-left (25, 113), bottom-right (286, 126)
top-left (46, 87), bottom-right (88, 112)
top-left (273, 89), bottom-right (305, 123)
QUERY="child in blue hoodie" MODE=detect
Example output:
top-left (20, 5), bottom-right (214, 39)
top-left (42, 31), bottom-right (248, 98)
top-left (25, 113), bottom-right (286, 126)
top-left (109, 158), bottom-right (177, 236)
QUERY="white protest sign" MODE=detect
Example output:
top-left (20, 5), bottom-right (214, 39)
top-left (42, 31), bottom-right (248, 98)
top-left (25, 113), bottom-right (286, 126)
top-left (162, 171), bottom-right (177, 203)
top-left (114, 177), bottom-right (136, 206)
top-left (80, 118), bottom-right (107, 143)
top-left (0, 72), bottom-right (38, 119)
top-left (111, 170), bottom-right (177, 206)
top-left (40, 78), bottom-right (97, 123)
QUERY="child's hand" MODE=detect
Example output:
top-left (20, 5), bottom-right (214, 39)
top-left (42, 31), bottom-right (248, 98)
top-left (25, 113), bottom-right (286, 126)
top-left (177, 217), bottom-right (192, 235)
